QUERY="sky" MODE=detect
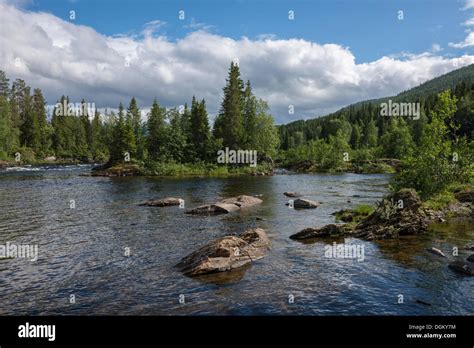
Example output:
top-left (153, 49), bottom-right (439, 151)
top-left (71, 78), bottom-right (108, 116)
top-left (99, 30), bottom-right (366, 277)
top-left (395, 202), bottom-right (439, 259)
top-left (1, 0), bottom-right (474, 124)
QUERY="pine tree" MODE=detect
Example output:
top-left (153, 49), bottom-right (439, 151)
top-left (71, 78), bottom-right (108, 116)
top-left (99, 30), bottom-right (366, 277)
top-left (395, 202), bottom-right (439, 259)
top-left (10, 79), bottom-right (31, 144)
top-left (189, 97), bottom-right (212, 161)
top-left (363, 119), bottom-right (378, 148)
top-left (349, 122), bottom-right (362, 149)
top-left (166, 108), bottom-right (187, 162)
top-left (213, 62), bottom-right (245, 149)
top-left (0, 70), bottom-right (10, 98)
top-left (127, 97), bottom-right (144, 160)
top-left (147, 99), bottom-right (167, 161)
top-left (32, 88), bottom-right (50, 156)
top-left (0, 94), bottom-right (19, 158)
top-left (242, 80), bottom-right (257, 148)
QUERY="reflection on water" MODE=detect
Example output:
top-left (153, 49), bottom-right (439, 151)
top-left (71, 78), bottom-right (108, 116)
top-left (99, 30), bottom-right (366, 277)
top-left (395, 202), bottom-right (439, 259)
top-left (0, 165), bottom-right (472, 315)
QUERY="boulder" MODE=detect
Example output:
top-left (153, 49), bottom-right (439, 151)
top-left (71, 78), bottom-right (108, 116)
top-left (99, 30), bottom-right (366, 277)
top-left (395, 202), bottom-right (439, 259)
top-left (44, 156), bottom-right (56, 162)
top-left (283, 192), bottom-right (302, 198)
top-left (464, 244), bottom-right (474, 251)
top-left (186, 195), bottom-right (262, 215)
top-left (448, 261), bottom-right (474, 276)
top-left (176, 228), bottom-right (270, 276)
top-left (352, 189), bottom-right (427, 240)
top-left (287, 198), bottom-right (320, 209)
top-left (467, 254), bottom-right (474, 262)
top-left (139, 197), bottom-right (182, 207)
top-left (454, 189), bottom-right (474, 203)
top-left (290, 224), bottom-right (346, 240)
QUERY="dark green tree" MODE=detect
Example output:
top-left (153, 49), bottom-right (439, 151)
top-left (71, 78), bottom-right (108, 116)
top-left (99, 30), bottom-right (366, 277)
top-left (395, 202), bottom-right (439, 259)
top-left (213, 62), bottom-right (244, 149)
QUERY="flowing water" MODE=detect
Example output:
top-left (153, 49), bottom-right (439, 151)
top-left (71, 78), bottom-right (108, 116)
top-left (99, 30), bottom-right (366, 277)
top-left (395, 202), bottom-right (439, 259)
top-left (0, 165), bottom-right (472, 315)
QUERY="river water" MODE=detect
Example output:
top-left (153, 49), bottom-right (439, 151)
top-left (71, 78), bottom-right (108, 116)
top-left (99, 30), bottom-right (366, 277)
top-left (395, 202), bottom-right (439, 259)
top-left (0, 165), bottom-right (472, 315)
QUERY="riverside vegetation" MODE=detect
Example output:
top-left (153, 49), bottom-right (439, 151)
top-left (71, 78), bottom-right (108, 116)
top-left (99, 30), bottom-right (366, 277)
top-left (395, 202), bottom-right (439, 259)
top-left (0, 62), bottom-right (279, 176)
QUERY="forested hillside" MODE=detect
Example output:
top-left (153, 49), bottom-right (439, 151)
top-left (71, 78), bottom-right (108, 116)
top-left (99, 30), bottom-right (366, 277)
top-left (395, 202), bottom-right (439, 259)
top-left (277, 64), bottom-right (474, 171)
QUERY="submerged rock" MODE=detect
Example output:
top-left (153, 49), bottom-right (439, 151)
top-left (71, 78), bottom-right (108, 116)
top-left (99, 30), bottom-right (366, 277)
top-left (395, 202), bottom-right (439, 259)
top-left (186, 195), bottom-right (262, 215)
top-left (467, 254), bottom-right (474, 262)
top-left (139, 197), bottom-right (182, 207)
top-left (290, 224), bottom-right (347, 240)
top-left (426, 247), bottom-right (446, 257)
top-left (176, 228), bottom-right (270, 276)
top-left (283, 192), bottom-right (302, 198)
top-left (286, 198), bottom-right (320, 209)
top-left (448, 261), bottom-right (474, 276)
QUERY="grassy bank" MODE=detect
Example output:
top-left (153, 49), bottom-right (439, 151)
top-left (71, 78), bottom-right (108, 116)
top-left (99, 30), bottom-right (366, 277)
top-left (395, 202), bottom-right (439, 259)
top-left (90, 160), bottom-right (274, 177)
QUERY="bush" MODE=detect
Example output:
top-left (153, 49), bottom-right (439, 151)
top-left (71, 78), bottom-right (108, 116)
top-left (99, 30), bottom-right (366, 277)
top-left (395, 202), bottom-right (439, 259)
top-left (394, 91), bottom-right (473, 199)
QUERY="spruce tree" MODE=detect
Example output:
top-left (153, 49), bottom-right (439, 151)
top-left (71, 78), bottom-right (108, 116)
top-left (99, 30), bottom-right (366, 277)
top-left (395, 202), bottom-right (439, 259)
top-left (242, 80), bottom-right (257, 149)
top-left (147, 99), bottom-right (167, 161)
top-left (0, 70), bottom-right (10, 98)
top-left (213, 62), bottom-right (245, 149)
top-left (189, 97), bottom-right (211, 161)
top-left (127, 97), bottom-right (144, 160)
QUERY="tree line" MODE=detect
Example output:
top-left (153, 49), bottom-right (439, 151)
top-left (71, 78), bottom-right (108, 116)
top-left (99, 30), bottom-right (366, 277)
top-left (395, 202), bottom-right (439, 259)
top-left (277, 79), bottom-right (474, 170)
top-left (0, 62), bottom-right (279, 165)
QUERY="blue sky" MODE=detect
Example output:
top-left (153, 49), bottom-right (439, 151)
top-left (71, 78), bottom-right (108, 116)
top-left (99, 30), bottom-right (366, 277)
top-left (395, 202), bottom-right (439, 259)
top-left (2, 0), bottom-right (474, 123)
top-left (26, 0), bottom-right (471, 62)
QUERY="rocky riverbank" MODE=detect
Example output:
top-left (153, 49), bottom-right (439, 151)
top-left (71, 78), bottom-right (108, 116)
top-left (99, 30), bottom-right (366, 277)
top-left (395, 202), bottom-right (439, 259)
top-left (279, 158), bottom-right (400, 174)
top-left (289, 187), bottom-right (474, 275)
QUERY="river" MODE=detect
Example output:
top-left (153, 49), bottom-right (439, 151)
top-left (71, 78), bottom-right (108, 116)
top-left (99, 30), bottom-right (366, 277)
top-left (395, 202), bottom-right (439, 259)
top-left (0, 165), bottom-right (472, 315)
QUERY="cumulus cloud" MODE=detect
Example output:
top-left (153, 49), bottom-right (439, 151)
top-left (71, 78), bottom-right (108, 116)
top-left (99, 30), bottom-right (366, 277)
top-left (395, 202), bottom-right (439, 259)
top-left (1, 2), bottom-right (473, 124)
top-left (449, 31), bottom-right (474, 48)
top-left (463, 0), bottom-right (474, 10)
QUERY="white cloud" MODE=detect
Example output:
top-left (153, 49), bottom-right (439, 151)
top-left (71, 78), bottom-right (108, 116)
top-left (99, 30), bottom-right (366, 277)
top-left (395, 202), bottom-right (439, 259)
top-left (431, 43), bottom-right (443, 52)
top-left (463, 0), bottom-right (474, 10)
top-left (462, 17), bottom-right (474, 26)
top-left (449, 31), bottom-right (474, 48)
top-left (1, 2), bottom-right (473, 124)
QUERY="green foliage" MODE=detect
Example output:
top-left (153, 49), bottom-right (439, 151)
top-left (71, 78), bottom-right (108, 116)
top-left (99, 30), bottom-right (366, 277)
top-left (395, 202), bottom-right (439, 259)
top-left (127, 97), bottom-right (143, 160)
top-left (214, 62), bottom-right (245, 149)
top-left (353, 204), bottom-right (375, 215)
top-left (144, 160), bottom-right (272, 177)
top-left (146, 99), bottom-right (167, 161)
top-left (394, 90), bottom-right (473, 198)
top-left (423, 189), bottom-right (456, 211)
top-left (378, 118), bottom-right (414, 158)
top-left (0, 94), bottom-right (19, 158)
top-left (189, 97), bottom-right (212, 161)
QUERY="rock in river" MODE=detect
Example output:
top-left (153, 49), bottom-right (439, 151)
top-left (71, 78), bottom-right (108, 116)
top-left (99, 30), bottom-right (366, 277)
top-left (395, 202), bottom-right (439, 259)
top-left (176, 228), bottom-right (270, 276)
top-left (290, 224), bottom-right (347, 240)
top-left (286, 198), bottom-right (320, 209)
top-left (186, 195), bottom-right (262, 215)
top-left (448, 261), bottom-right (474, 276)
top-left (139, 197), bottom-right (183, 207)
top-left (283, 192), bottom-right (302, 198)
top-left (426, 247), bottom-right (446, 257)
